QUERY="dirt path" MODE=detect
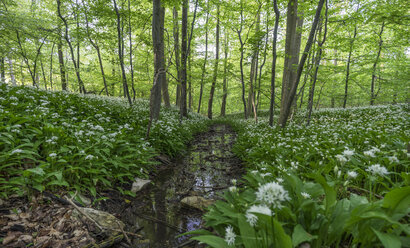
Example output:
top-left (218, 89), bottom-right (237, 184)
top-left (101, 124), bottom-right (243, 247)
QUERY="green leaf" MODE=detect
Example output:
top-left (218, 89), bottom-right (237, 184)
top-left (311, 174), bottom-right (336, 213)
top-left (191, 235), bottom-right (230, 248)
top-left (382, 186), bottom-right (410, 214)
top-left (238, 215), bottom-right (257, 248)
top-left (273, 219), bottom-right (292, 248)
top-left (47, 180), bottom-right (69, 187)
top-left (292, 224), bottom-right (317, 247)
top-left (26, 167), bottom-right (45, 176)
top-left (372, 228), bottom-right (401, 248)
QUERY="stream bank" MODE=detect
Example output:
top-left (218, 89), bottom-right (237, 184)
top-left (101, 124), bottom-right (244, 247)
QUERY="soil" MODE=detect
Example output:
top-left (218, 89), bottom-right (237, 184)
top-left (0, 124), bottom-right (244, 248)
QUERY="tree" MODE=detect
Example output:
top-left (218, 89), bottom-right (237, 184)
top-left (180, 0), bottom-right (188, 118)
top-left (57, 0), bottom-right (86, 93)
top-left (197, 2), bottom-right (209, 113)
top-left (207, 4), bottom-right (220, 119)
top-left (113, 0), bottom-right (132, 105)
top-left (278, 0), bottom-right (326, 127)
top-left (269, 0), bottom-right (280, 126)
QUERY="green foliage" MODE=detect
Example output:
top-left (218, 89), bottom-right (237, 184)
top-left (0, 82), bottom-right (207, 198)
top-left (191, 104), bottom-right (409, 247)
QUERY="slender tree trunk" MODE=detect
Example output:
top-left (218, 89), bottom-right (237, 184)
top-left (150, 0), bottom-right (164, 121)
top-left (180, 0), bottom-right (188, 117)
top-left (343, 26), bottom-right (357, 108)
top-left (128, 0), bottom-right (136, 100)
top-left (278, 0), bottom-right (325, 127)
top-left (161, 52), bottom-right (171, 107)
top-left (57, 0), bottom-right (85, 93)
top-left (197, 3), bottom-right (209, 113)
top-left (188, 54), bottom-right (192, 109)
top-left (237, 1), bottom-right (247, 119)
top-left (0, 57), bottom-right (5, 82)
top-left (8, 57), bottom-right (16, 86)
top-left (50, 43), bottom-right (54, 90)
top-left (269, 0), bottom-right (280, 126)
top-left (20, 59), bottom-right (25, 86)
top-left (173, 7), bottom-right (182, 106)
top-left (220, 28), bottom-right (229, 117)
top-left (207, 4), bottom-right (220, 119)
top-left (370, 21), bottom-right (384, 105)
top-left (57, 39), bottom-right (67, 91)
top-left (40, 57), bottom-right (47, 90)
top-left (256, 13), bottom-right (269, 112)
top-left (113, 0), bottom-right (132, 105)
top-left (306, 3), bottom-right (328, 125)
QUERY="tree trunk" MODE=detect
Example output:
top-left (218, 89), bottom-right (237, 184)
top-left (278, 0), bottom-right (325, 127)
top-left (256, 13), bottom-right (269, 113)
top-left (150, 0), bottom-right (164, 120)
top-left (188, 54), bottom-right (192, 109)
top-left (0, 57), bottom-right (5, 82)
top-left (343, 26), bottom-right (357, 108)
top-left (237, 0), bottom-right (247, 119)
top-left (40, 57), bottom-right (47, 90)
top-left (8, 57), bottom-right (16, 86)
top-left (50, 43), bottom-right (54, 90)
top-left (128, 0), bottom-right (136, 100)
top-left (370, 21), bottom-right (384, 105)
top-left (57, 0), bottom-right (85, 93)
top-left (279, 0), bottom-right (299, 122)
top-left (173, 7), bottom-right (181, 106)
top-left (207, 4), bottom-right (220, 119)
top-left (197, 2), bottom-right (209, 113)
top-left (180, 0), bottom-right (188, 118)
top-left (113, 0), bottom-right (132, 105)
top-left (306, 3), bottom-right (328, 125)
top-left (220, 28), bottom-right (229, 117)
top-left (84, 9), bottom-right (109, 96)
top-left (57, 39), bottom-right (67, 91)
top-left (269, 0), bottom-right (280, 126)
top-left (161, 52), bottom-right (171, 107)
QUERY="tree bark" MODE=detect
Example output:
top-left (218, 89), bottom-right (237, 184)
top-left (150, 0), bottom-right (165, 120)
top-left (220, 28), bottom-right (229, 117)
top-left (50, 43), bottom-right (54, 90)
top-left (370, 21), bottom-right (384, 105)
top-left (269, 0), bottom-right (280, 126)
top-left (306, 1), bottom-right (328, 125)
top-left (279, 0), bottom-right (299, 122)
top-left (113, 0), bottom-right (132, 105)
top-left (180, 0), bottom-right (188, 118)
top-left (57, 37), bottom-right (67, 91)
top-left (207, 4), bottom-right (220, 119)
top-left (57, 0), bottom-right (85, 93)
top-left (173, 7), bottom-right (181, 106)
top-left (0, 57), bottom-right (5, 82)
top-left (7, 57), bottom-right (16, 86)
top-left (278, 0), bottom-right (325, 127)
top-left (128, 0), bottom-right (136, 100)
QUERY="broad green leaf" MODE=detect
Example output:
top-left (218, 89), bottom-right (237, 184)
top-left (292, 224), bottom-right (317, 247)
top-left (191, 235), bottom-right (230, 248)
top-left (273, 219), bottom-right (292, 248)
top-left (382, 186), bottom-right (410, 214)
top-left (372, 228), bottom-right (401, 248)
top-left (26, 167), bottom-right (45, 176)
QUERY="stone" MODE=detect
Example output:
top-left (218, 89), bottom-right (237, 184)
top-left (181, 196), bottom-right (214, 211)
top-left (73, 207), bottom-right (125, 236)
top-left (18, 234), bottom-right (33, 243)
top-left (2, 233), bottom-right (17, 245)
top-left (77, 193), bottom-right (92, 206)
top-left (131, 178), bottom-right (151, 193)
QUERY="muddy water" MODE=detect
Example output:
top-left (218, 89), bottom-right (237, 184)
top-left (108, 124), bottom-right (242, 247)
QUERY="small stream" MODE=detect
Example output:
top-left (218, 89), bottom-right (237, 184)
top-left (103, 124), bottom-right (243, 247)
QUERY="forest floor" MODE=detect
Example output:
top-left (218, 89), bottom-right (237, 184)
top-left (1, 124), bottom-right (243, 248)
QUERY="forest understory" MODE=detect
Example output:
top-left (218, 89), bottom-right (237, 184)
top-left (0, 82), bottom-right (408, 248)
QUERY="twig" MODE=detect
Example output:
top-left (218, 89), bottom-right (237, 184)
top-left (117, 220), bottom-right (131, 244)
top-left (65, 196), bottom-right (105, 231)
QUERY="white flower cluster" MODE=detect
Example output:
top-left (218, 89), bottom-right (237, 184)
top-left (256, 181), bottom-right (290, 209)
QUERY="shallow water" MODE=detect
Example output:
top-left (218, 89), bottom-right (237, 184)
top-left (111, 124), bottom-right (243, 247)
